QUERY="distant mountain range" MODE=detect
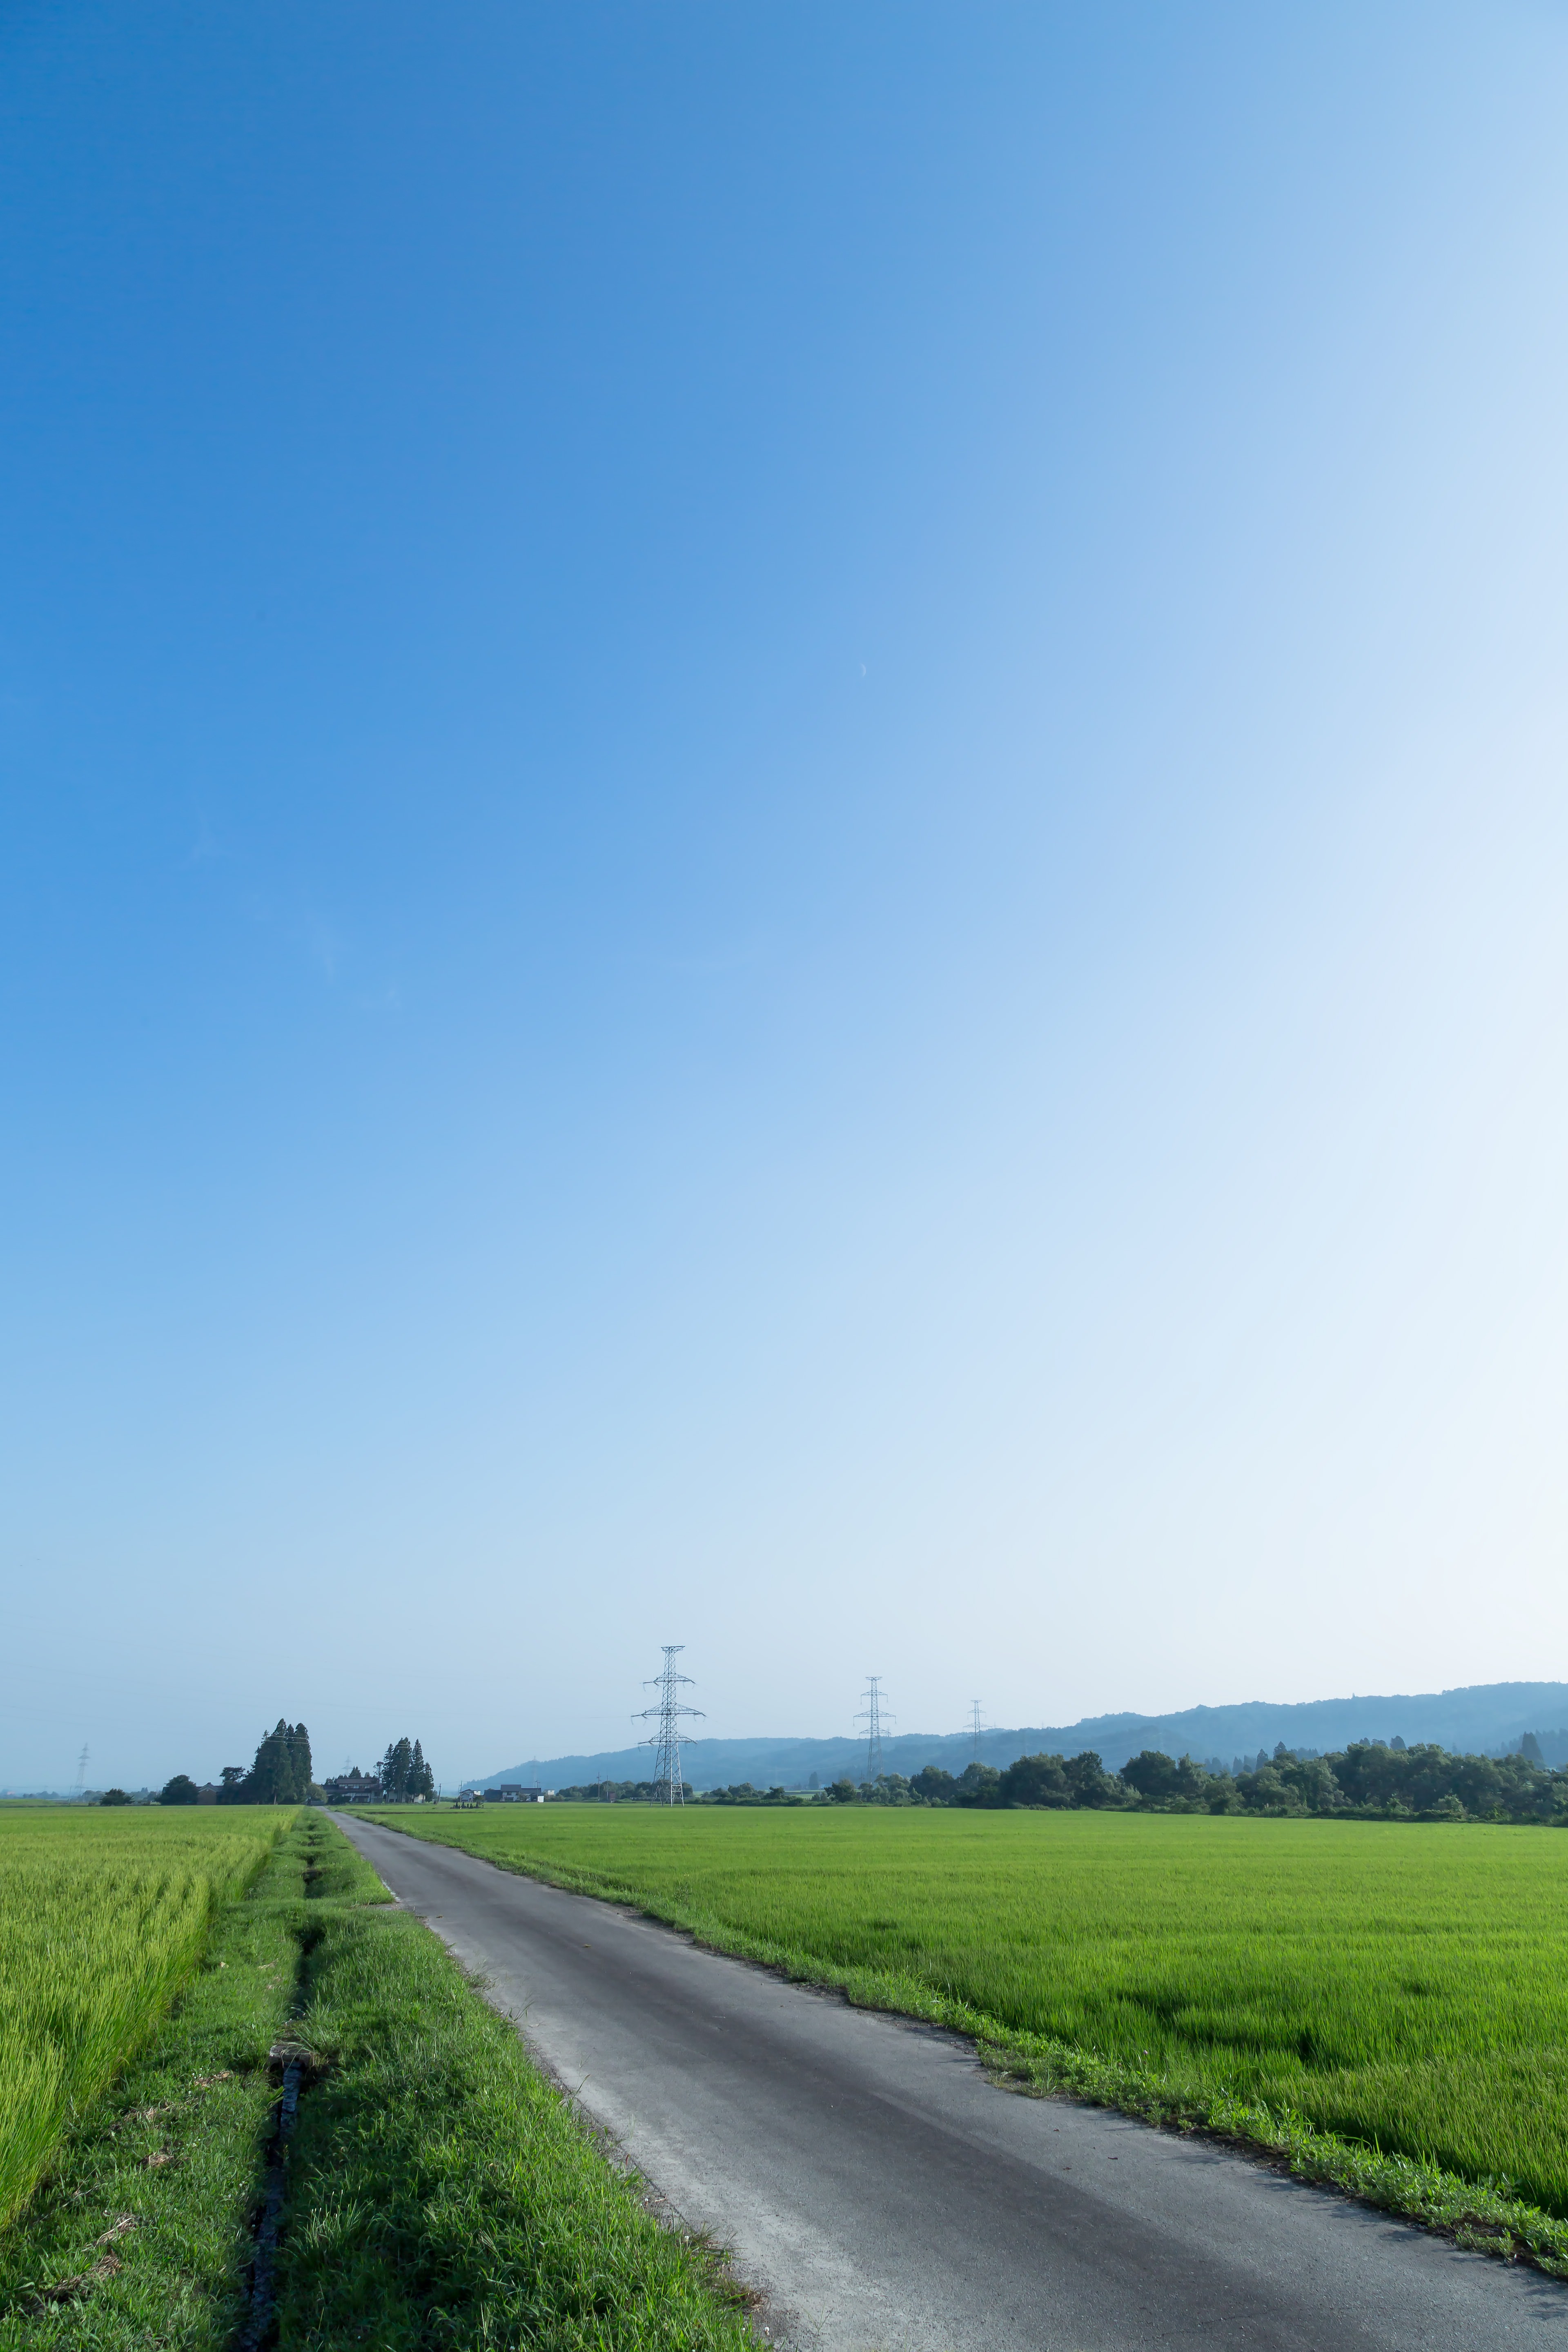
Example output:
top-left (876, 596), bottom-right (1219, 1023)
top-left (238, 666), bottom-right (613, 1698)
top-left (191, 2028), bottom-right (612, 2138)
top-left (472, 1679), bottom-right (1568, 1791)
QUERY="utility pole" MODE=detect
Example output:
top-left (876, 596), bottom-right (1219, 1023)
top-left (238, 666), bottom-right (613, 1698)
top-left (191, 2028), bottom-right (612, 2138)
top-left (856, 1677), bottom-right (893, 1783)
top-left (635, 1646), bottom-right (704, 1804)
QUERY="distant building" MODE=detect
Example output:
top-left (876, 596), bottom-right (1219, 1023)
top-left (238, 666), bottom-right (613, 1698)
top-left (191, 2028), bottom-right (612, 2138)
top-left (324, 1771), bottom-right (383, 1804)
top-left (196, 1783), bottom-right (218, 1805)
top-left (483, 1784), bottom-right (545, 1803)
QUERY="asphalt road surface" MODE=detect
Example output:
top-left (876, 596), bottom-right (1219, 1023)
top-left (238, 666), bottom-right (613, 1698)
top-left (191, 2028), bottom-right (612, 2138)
top-left (334, 1813), bottom-right (1566, 2351)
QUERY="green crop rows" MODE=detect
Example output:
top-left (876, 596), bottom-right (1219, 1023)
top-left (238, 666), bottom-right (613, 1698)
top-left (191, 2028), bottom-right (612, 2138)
top-left (375, 1801), bottom-right (1568, 2218)
top-left (0, 1807), bottom-right (292, 2228)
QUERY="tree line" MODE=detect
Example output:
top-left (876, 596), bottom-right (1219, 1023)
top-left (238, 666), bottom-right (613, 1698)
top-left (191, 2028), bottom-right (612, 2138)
top-left (555, 1779), bottom-right (696, 1802)
top-left (281, 1735), bottom-right (1567, 1822)
top-left (810, 1739), bottom-right (1568, 1822)
top-left (149, 1724), bottom-right (439, 1807)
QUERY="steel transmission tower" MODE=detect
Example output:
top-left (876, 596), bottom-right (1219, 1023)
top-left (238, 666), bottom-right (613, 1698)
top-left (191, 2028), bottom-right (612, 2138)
top-left (856, 1677), bottom-right (894, 1783)
top-left (635, 1646), bottom-right (704, 1804)
top-left (74, 1744), bottom-right (89, 1800)
top-left (969, 1701), bottom-right (986, 1762)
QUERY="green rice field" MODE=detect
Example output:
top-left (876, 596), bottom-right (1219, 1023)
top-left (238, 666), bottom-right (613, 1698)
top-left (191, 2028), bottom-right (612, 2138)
top-left (371, 1802), bottom-right (1568, 2214)
top-left (0, 1806), bottom-right (292, 2227)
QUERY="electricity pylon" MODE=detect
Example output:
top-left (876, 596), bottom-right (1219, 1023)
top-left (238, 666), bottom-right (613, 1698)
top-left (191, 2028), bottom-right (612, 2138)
top-left (856, 1677), bottom-right (893, 1783)
top-left (969, 1700), bottom-right (986, 1762)
top-left (74, 1744), bottom-right (89, 1800)
top-left (635, 1646), bottom-right (704, 1804)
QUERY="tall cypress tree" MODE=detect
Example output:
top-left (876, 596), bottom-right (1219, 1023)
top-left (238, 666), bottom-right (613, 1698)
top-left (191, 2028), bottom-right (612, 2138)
top-left (380, 1737), bottom-right (414, 1800)
top-left (374, 1736), bottom-right (435, 1801)
top-left (250, 1720), bottom-right (287, 1802)
top-left (245, 1719), bottom-right (313, 1802)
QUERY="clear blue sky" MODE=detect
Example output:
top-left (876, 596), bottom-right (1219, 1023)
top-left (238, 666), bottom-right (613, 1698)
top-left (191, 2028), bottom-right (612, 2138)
top-left (5, 2), bottom-right (1568, 1789)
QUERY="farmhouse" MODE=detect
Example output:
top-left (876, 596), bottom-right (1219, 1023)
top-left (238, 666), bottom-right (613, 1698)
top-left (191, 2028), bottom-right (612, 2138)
top-left (324, 1771), bottom-right (384, 1804)
top-left (483, 1784), bottom-right (546, 1803)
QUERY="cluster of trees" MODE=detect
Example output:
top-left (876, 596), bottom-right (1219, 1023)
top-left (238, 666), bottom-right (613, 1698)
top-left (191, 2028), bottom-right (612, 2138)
top-left (816, 1760), bottom-right (1031, 1806)
top-left (219, 1721), bottom-right (315, 1804)
top-left (814, 1740), bottom-right (1568, 1823)
top-left (148, 1719), bottom-right (316, 1806)
top-left (553, 1781), bottom-right (807, 1804)
top-left (699, 1782), bottom-right (796, 1805)
top-left (1221, 1740), bottom-right (1566, 1822)
top-left (122, 1720), bottom-right (443, 1809)
top-left (379, 1737), bottom-right (435, 1801)
top-left (555, 1779), bottom-right (695, 1802)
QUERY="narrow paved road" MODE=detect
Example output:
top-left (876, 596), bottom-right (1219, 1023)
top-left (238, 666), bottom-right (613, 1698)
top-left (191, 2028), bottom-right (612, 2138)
top-left (335, 1813), bottom-right (1565, 2351)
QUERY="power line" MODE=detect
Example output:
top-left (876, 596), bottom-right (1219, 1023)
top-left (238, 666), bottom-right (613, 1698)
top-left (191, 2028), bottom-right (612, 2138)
top-left (635, 1646), bottom-right (704, 1805)
top-left (856, 1677), bottom-right (894, 1782)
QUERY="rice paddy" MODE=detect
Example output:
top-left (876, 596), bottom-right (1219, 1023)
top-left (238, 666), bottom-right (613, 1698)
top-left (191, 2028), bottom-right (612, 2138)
top-left (0, 1806), bottom-right (292, 2227)
top-left (376, 1801), bottom-right (1568, 2214)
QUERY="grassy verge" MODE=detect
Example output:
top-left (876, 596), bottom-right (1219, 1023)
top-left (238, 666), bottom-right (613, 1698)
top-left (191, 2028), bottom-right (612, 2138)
top-left (358, 1806), bottom-right (1568, 2283)
top-left (273, 1831), bottom-right (758, 2349)
top-left (0, 1819), bottom-right (306, 2349)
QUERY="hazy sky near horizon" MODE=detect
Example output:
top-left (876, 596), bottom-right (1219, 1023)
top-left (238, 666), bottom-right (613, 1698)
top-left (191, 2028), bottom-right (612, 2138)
top-left (5, 1), bottom-right (1568, 1788)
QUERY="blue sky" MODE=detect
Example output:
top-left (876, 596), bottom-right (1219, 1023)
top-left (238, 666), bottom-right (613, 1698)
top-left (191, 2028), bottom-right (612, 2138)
top-left (4, 2), bottom-right (1568, 1788)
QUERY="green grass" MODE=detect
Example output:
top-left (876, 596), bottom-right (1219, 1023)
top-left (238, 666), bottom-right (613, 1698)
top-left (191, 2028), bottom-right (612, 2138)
top-left (273, 1825), bottom-right (757, 2349)
top-left (0, 1806), bottom-right (296, 2228)
top-left (1, 1812), bottom-right (759, 2349)
top-left (365, 1802), bottom-right (1568, 2235)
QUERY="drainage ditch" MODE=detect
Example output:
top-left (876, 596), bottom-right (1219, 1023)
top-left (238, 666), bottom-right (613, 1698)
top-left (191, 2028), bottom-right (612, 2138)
top-left (234, 1846), bottom-right (332, 2352)
top-left (236, 2036), bottom-right (312, 2352)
